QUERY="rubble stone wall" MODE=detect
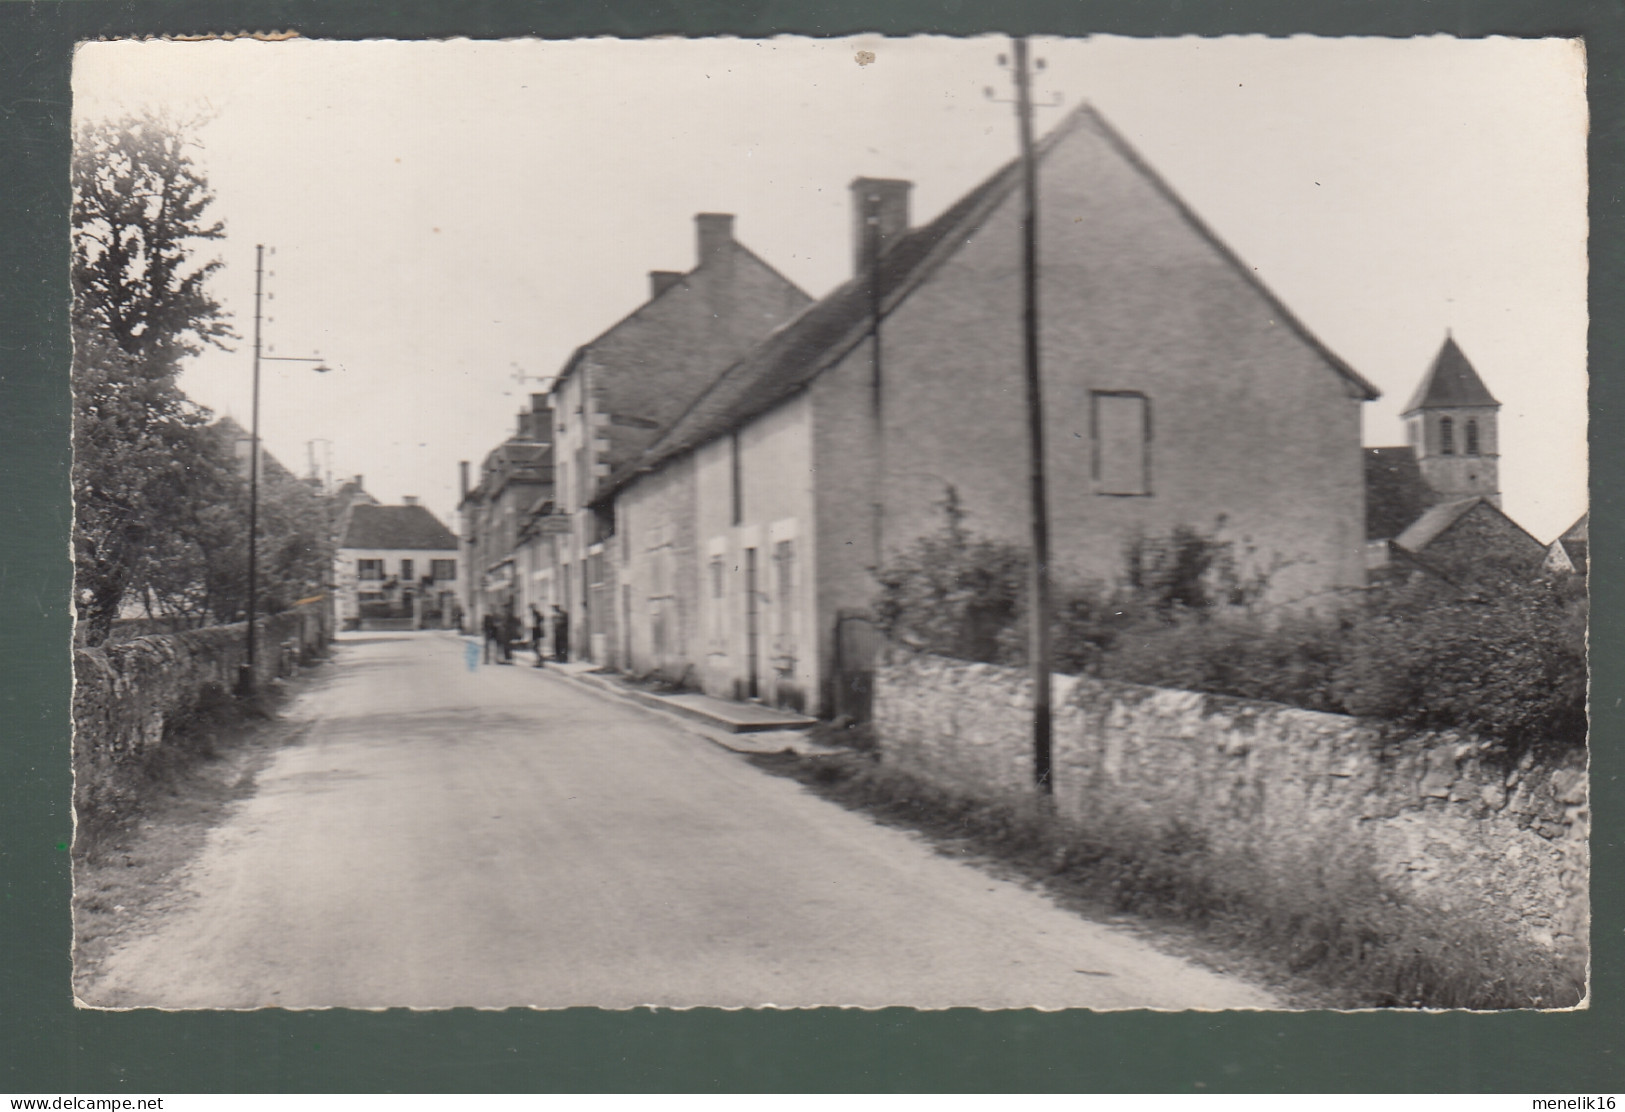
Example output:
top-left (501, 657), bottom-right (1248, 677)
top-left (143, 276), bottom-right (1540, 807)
top-left (72, 604), bottom-right (332, 837)
top-left (875, 649), bottom-right (1588, 962)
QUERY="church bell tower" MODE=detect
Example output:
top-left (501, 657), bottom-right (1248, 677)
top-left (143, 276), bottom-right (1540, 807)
top-left (1402, 335), bottom-right (1501, 506)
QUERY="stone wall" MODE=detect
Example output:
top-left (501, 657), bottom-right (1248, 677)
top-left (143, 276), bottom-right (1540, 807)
top-left (72, 603), bottom-right (332, 839)
top-left (875, 650), bottom-right (1587, 966)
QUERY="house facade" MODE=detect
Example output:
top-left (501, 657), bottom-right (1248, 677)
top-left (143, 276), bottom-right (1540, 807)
top-left (458, 395), bottom-right (553, 632)
top-left (335, 498), bottom-right (461, 631)
top-left (602, 104), bottom-right (1379, 717)
top-left (546, 212), bottom-right (810, 665)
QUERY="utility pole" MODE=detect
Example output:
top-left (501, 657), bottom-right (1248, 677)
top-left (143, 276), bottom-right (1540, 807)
top-left (238, 245), bottom-right (335, 696)
top-left (1011, 37), bottom-right (1054, 792)
top-left (867, 186), bottom-right (886, 568)
top-left (241, 245), bottom-right (263, 697)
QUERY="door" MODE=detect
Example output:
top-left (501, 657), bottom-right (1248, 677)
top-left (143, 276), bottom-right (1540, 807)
top-left (744, 546), bottom-right (760, 700)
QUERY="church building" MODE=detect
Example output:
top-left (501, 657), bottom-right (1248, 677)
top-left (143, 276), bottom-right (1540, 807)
top-left (1365, 336), bottom-right (1546, 584)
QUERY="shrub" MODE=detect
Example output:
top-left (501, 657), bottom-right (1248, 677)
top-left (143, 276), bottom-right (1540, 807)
top-left (1333, 565), bottom-right (1587, 756)
top-left (874, 487), bottom-right (1028, 663)
top-left (874, 497), bottom-right (1587, 756)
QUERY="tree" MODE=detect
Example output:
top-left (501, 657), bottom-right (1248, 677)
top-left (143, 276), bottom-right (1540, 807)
top-left (71, 321), bottom-right (228, 642)
top-left (72, 113), bottom-right (236, 644)
top-left (72, 113), bottom-right (235, 374)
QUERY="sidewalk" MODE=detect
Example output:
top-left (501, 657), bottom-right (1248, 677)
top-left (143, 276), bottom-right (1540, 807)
top-left (452, 634), bottom-right (837, 754)
top-left (541, 659), bottom-right (839, 757)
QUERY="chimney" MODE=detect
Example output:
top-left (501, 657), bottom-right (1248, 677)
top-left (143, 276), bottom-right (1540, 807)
top-left (650, 270), bottom-right (684, 299)
top-left (355, 474), bottom-right (364, 489)
top-left (403, 495), bottom-right (419, 507)
top-left (695, 213), bottom-right (735, 269)
top-left (524, 394), bottom-right (553, 443)
top-left (850, 178), bottom-right (912, 276)
top-left (459, 461), bottom-right (470, 500)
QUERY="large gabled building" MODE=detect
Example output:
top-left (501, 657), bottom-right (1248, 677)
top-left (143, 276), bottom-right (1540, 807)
top-left (601, 102), bottom-right (1380, 716)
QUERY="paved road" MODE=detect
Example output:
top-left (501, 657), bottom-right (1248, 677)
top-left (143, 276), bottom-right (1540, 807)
top-left (82, 632), bottom-right (1276, 1010)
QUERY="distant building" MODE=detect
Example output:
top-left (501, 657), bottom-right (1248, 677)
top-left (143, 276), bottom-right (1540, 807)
top-left (545, 212), bottom-right (810, 664)
top-left (1365, 337), bottom-right (1550, 585)
top-left (458, 397), bottom-right (553, 631)
top-left (334, 491), bottom-right (461, 631)
top-left (1386, 498), bottom-right (1546, 586)
top-left (1546, 513), bottom-right (1589, 576)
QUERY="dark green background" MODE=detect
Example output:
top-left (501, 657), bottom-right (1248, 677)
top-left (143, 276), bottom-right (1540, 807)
top-left (3, 0), bottom-right (1619, 1093)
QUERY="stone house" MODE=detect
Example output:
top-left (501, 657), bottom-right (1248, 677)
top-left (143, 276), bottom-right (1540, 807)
top-left (1384, 498), bottom-right (1547, 586)
top-left (1545, 513), bottom-right (1588, 576)
top-left (335, 498), bottom-right (460, 631)
top-left (600, 103), bottom-right (1380, 717)
top-left (457, 395), bottom-right (553, 631)
top-left (544, 213), bottom-right (810, 664)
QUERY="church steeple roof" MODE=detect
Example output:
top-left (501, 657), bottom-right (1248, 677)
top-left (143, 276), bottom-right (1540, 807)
top-left (1402, 335), bottom-right (1499, 414)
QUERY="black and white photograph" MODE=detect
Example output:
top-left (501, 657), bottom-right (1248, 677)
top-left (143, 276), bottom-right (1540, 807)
top-left (67, 34), bottom-right (1588, 1012)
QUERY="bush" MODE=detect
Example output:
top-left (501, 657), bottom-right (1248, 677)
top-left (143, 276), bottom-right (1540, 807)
top-left (874, 487), bottom-right (1028, 663)
top-left (1332, 566), bottom-right (1587, 756)
top-left (874, 497), bottom-right (1587, 756)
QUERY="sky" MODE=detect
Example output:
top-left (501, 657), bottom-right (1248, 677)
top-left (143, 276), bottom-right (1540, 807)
top-left (72, 34), bottom-right (1588, 542)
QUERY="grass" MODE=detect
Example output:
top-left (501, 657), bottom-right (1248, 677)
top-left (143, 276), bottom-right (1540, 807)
top-left (71, 667), bottom-right (325, 1000)
top-left (749, 748), bottom-right (1587, 1010)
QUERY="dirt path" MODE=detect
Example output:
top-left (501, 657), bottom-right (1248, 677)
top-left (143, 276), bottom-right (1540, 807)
top-left (78, 631), bottom-right (1279, 1011)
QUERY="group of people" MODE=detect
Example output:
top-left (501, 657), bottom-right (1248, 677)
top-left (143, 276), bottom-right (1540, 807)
top-left (481, 602), bottom-right (569, 667)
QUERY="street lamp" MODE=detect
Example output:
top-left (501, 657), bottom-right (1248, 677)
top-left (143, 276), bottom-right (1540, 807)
top-left (238, 243), bottom-right (336, 696)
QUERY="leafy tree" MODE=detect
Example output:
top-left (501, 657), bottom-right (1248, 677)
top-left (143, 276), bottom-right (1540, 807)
top-left (72, 112), bottom-right (234, 373)
top-left (71, 113), bottom-right (237, 643)
top-left (71, 321), bottom-right (228, 642)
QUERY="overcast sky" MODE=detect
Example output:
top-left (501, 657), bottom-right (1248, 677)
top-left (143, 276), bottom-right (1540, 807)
top-left (72, 34), bottom-right (1587, 542)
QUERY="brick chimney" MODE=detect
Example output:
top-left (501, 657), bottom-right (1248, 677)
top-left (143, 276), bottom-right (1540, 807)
top-left (403, 495), bottom-right (419, 507)
top-left (850, 178), bottom-right (912, 276)
top-left (695, 213), bottom-right (735, 269)
top-left (650, 270), bottom-right (684, 299)
top-left (459, 460), bottom-right (470, 500)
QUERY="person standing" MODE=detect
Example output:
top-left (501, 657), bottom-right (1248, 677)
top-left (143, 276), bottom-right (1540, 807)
top-left (482, 611), bottom-right (501, 665)
top-left (551, 604), bottom-right (570, 663)
top-left (501, 606), bottom-right (521, 664)
top-left (529, 604), bottom-right (546, 668)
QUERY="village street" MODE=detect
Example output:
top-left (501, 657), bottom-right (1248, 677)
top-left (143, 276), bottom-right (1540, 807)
top-left (79, 631), bottom-right (1277, 1011)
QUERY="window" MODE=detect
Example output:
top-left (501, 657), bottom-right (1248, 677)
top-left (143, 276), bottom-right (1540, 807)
top-left (1091, 391), bottom-right (1151, 496)
top-left (358, 559), bottom-right (384, 580)
top-left (399, 558), bottom-right (414, 582)
top-left (1465, 419), bottom-right (1480, 456)
top-left (1440, 416), bottom-right (1456, 455)
top-left (431, 559), bottom-right (457, 581)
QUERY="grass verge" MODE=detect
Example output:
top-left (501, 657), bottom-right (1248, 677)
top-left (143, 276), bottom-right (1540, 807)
top-left (71, 668), bottom-right (324, 999)
top-left (748, 748), bottom-right (1585, 1010)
